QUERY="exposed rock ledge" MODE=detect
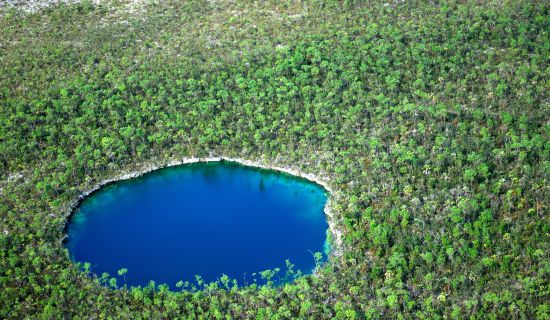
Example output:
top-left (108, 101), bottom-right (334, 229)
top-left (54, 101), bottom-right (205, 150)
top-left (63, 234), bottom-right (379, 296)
top-left (64, 156), bottom-right (344, 257)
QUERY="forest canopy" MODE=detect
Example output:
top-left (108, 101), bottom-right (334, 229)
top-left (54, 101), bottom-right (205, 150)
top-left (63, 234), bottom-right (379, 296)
top-left (0, 0), bottom-right (548, 319)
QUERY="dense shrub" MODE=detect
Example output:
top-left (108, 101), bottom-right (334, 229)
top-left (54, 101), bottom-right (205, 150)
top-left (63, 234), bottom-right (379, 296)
top-left (0, 0), bottom-right (548, 318)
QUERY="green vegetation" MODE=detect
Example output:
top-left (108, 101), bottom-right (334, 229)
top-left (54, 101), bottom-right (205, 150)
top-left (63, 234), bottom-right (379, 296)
top-left (0, 0), bottom-right (548, 318)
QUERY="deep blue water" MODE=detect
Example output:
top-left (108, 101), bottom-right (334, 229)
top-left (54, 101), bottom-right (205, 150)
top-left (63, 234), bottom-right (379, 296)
top-left (65, 161), bottom-right (329, 288)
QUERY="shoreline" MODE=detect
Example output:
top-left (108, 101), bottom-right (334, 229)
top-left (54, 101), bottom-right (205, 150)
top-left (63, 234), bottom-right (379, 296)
top-left (63, 156), bottom-right (344, 256)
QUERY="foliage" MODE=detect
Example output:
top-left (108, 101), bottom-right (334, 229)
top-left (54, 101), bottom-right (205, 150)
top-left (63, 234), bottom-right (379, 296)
top-left (0, 0), bottom-right (548, 318)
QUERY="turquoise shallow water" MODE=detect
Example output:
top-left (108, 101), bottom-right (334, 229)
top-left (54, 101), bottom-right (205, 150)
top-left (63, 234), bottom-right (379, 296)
top-left (65, 161), bottom-right (329, 288)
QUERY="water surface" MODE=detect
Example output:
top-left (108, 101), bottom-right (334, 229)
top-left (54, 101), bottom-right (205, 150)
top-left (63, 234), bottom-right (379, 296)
top-left (65, 161), bottom-right (329, 288)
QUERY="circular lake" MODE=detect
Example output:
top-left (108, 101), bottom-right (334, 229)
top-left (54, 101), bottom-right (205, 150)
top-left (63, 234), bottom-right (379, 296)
top-left (65, 161), bottom-right (329, 288)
